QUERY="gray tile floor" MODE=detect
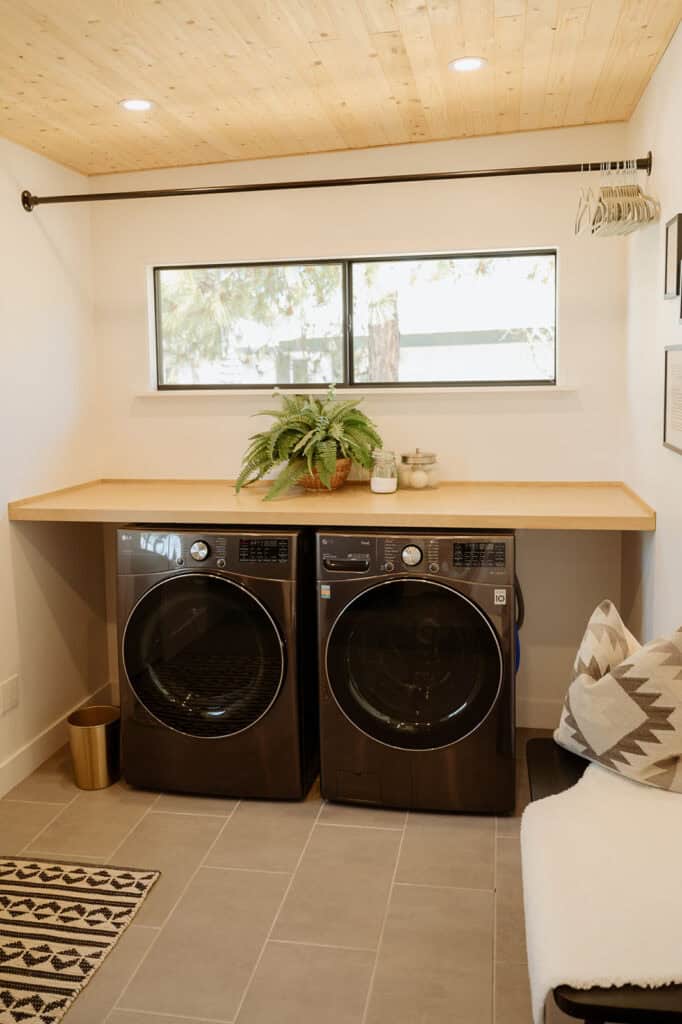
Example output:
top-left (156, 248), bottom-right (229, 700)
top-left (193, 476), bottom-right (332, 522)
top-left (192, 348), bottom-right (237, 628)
top-left (0, 731), bottom-right (558, 1024)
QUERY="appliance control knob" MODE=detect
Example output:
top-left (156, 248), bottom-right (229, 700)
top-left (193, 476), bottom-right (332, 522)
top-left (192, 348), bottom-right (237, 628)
top-left (429, 562), bottom-right (439, 573)
top-left (384, 561), bottom-right (395, 572)
top-left (401, 544), bottom-right (423, 567)
top-left (190, 541), bottom-right (210, 561)
top-left (216, 557), bottom-right (226, 569)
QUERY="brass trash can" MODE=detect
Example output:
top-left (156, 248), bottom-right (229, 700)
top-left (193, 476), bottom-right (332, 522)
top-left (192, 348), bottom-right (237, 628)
top-left (68, 705), bottom-right (121, 790)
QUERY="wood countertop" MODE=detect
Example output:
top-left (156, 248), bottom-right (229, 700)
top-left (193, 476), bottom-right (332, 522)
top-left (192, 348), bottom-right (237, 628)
top-left (7, 479), bottom-right (656, 531)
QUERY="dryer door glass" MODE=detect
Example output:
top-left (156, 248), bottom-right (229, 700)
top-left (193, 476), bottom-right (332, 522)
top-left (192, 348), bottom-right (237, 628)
top-left (326, 579), bottom-right (502, 750)
top-left (123, 574), bottom-right (284, 738)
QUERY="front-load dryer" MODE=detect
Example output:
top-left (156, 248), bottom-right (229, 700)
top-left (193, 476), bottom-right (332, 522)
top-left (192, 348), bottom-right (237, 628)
top-left (317, 531), bottom-right (515, 813)
top-left (117, 527), bottom-right (318, 799)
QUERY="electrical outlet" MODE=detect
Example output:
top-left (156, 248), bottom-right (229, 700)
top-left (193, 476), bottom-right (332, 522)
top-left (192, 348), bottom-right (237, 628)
top-left (0, 674), bottom-right (19, 715)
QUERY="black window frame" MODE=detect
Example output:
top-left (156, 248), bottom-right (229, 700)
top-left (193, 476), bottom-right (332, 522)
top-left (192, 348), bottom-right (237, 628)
top-left (153, 248), bottom-right (557, 391)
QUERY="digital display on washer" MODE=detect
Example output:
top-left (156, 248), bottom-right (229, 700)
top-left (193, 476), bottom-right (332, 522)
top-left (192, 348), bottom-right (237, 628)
top-left (453, 541), bottom-right (505, 569)
top-left (239, 538), bottom-right (289, 563)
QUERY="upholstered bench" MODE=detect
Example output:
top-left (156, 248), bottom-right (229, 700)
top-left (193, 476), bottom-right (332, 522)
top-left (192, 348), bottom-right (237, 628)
top-left (525, 737), bottom-right (682, 1024)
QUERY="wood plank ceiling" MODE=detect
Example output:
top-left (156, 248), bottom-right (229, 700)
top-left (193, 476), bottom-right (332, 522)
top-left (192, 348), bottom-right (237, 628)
top-left (0, 0), bottom-right (680, 176)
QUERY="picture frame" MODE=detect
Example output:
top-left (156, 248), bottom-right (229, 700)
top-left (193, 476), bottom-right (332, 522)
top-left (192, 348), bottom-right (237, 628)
top-left (664, 215), bottom-right (682, 298)
top-left (664, 346), bottom-right (682, 455)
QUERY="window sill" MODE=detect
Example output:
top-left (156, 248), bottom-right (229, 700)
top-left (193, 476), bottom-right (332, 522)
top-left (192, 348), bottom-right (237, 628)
top-left (136, 385), bottom-right (577, 398)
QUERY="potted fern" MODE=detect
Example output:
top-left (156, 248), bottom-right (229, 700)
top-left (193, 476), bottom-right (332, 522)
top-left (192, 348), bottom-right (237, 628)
top-left (235, 386), bottom-right (383, 501)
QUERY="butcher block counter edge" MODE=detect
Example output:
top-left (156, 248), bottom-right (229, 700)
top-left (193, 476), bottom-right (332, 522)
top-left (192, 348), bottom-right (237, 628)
top-left (7, 479), bottom-right (656, 531)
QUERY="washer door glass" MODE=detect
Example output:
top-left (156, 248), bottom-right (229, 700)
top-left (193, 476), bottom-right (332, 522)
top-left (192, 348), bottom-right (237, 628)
top-left (326, 579), bottom-right (502, 750)
top-left (123, 574), bottom-right (284, 738)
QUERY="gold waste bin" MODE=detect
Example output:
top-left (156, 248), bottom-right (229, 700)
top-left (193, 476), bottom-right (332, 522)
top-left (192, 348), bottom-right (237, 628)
top-left (68, 705), bottom-right (121, 790)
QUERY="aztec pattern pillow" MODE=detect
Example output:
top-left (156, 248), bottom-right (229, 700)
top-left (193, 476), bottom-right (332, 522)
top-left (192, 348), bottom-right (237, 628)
top-left (572, 599), bottom-right (641, 680)
top-left (555, 603), bottom-right (682, 792)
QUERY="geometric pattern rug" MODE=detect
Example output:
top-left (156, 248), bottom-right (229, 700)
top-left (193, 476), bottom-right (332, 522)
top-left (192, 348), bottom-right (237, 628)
top-left (0, 858), bottom-right (159, 1024)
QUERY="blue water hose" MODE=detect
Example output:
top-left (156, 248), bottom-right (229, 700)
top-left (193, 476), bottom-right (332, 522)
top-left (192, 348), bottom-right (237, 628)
top-left (514, 574), bottom-right (524, 672)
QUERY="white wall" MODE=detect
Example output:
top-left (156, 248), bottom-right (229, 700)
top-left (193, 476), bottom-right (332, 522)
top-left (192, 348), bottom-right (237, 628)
top-left (2, 38), bottom-right (677, 777)
top-left (624, 25), bottom-right (682, 641)
top-left (90, 122), bottom-right (631, 726)
top-left (93, 122), bottom-right (629, 484)
top-left (0, 139), bottom-right (108, 794)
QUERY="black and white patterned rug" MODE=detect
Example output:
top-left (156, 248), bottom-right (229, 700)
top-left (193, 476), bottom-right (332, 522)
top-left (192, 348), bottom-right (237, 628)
top-left (0, 857), bottom-right (159, 1024)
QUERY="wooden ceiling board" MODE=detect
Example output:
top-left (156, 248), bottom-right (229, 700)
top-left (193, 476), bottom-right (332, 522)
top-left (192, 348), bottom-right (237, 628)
top-left (0, 0), bottom-right (680, 175)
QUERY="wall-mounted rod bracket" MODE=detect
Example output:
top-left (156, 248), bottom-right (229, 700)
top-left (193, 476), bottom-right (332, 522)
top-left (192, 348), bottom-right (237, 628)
top-left (20, 151), bottom-right (652, 212)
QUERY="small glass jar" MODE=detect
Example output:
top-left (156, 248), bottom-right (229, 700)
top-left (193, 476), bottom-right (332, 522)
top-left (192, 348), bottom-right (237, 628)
top-left (370, 450), bottom-right (398, 493)
top-left (399, 449), bottom-right (439, 489)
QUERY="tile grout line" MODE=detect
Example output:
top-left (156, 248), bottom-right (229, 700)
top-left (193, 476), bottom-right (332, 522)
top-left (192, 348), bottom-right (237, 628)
top-left (2, 798), bottom-right (76, 807)
top-left (359, 807), bottom-right (409, 1024)
top-left (139, 808), bottom-right (234, 819)
top-left (393, 880), bottom-right (495, 893)
top-left (105, 792), bottom-right (162, 863)
top-left (202, 864), bottom-right (291, 876)
top-left (16, 792), bottom-right (81, 857)
top-left (269, 937), bottom-right (377, 953)
top-left (229, 798), bottom-right (327, 1023)
top-left (109, 798), bottom-right (242, 1018)
top-left (316, 821), bottom-right (404, 832)
top-left (23, 851), bottom-right (110, 863)
top-left (108, 1005), bottom-right (234, 1023)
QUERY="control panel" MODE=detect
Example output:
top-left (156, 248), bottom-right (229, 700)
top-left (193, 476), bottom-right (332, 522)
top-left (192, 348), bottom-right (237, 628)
top-left (117, 529), bottom-right (296, 579)
top-left (401, 544), bottom-right (423, 567)
top-left (453, 541), bottom-right (506, 569)
top-left (190, 540), bottom-right (210, 561)
top-left (239, 537), bottom-right (290, 564)
top-left (317, 532), bottom-right (513, 584)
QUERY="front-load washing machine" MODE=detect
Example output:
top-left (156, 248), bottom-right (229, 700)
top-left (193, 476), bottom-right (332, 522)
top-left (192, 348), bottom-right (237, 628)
top-left (118, 527), bottom-right (318, 799)
top-left (317, 531), bottom-right (515, 813)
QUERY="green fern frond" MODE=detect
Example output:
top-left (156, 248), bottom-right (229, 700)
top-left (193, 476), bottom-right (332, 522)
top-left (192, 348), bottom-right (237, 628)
top-left (317, 439), bottom-right (338, 489)
top-left (235, 387), bottom-right (384, 500)
top-left (327, 398), bottom-right (362, 423)
top-left (263, 458), bottom-right (307, 501)
top-left (292, 428), bottom-right (318, 454)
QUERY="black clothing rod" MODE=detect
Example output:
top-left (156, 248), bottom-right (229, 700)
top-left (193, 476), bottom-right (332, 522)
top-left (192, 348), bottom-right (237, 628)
top-left (21, 151), bottom-right (652, 212)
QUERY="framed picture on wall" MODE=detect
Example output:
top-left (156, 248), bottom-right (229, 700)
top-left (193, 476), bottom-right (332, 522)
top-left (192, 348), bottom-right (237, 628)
top-left (664, 346), bottom-right (682, 455)
top-left (664, 215), bottom-right (682, 298)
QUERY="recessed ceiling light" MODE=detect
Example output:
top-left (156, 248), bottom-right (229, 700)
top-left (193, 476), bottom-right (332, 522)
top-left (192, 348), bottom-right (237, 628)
top-left (448, 56), bottom-right (487, 72)
top-left (119, 98), bottom-right (154, 111)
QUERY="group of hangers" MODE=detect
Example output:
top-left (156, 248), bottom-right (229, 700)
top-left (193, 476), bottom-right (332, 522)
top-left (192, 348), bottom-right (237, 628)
top-left (575, 160), bottom-right (659, 236)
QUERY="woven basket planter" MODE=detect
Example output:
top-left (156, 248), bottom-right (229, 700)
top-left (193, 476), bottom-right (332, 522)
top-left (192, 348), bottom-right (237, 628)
top-left (299, 457), bottom-right (352, 492)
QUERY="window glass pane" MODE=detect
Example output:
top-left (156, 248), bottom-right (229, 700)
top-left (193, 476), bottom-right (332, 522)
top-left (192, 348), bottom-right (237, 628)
top-left (156, 263), bottom-right (344, 386)
top-left (351, 254), bottom-right (556, 384)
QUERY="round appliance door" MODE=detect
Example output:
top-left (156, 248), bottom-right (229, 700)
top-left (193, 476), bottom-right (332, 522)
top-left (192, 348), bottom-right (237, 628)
top-left (123, 574), bottom-right (285, 738)
top-left (326, 579), bottom-right (502, 750)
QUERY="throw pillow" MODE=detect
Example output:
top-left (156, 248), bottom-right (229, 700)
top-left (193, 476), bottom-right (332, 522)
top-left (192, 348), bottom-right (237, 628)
top-left (555, 626), bottom-right (682, 792)
top-left (572, 599), bottom-right (640, 681)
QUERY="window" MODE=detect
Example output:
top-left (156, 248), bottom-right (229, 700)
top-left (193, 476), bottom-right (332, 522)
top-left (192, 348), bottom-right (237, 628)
top-left (155, 263), bottom-right (345, 387)
top-left (154, 250), bottom-right (556, 389)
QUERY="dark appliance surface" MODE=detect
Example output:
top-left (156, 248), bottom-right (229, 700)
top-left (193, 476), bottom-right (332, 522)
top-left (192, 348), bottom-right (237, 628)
top-left (117, 527), bottom-right (318, 800)
top-left (317, 531), bottom-right (516, 813)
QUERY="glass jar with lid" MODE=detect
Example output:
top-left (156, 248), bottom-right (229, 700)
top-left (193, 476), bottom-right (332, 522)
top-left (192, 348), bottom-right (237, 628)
top-left (370, 450), bottom-right (398, 493)
top-left (399, 449), bottom-right (439, 489)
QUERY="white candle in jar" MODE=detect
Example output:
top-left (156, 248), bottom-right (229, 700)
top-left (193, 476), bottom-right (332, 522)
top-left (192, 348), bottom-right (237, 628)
top-left (410, 469), bottom-right (429, 489)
